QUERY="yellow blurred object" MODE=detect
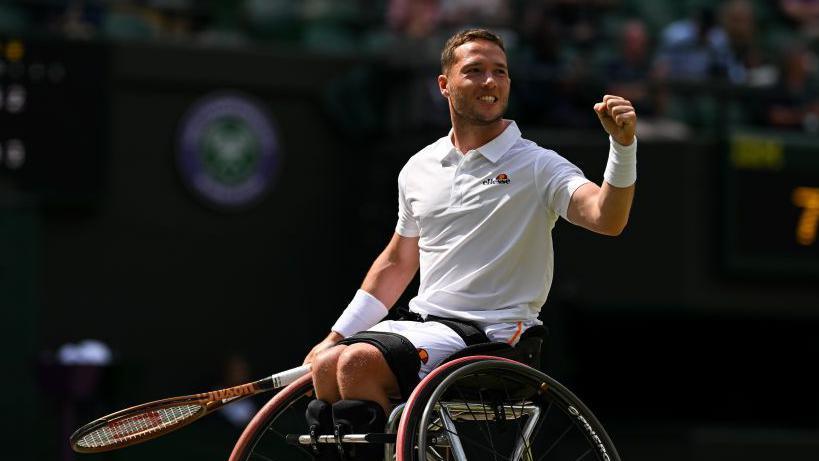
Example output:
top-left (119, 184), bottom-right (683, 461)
top-left (6, 39), bottom-right (24, 62)
top-left (793, 187), bottom-right (819, 246)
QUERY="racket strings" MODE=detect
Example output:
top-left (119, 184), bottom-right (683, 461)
top-left (76, 404), bottom-right (202, 449)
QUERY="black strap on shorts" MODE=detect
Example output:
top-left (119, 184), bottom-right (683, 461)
top-left (396, 307), bottom-right (489, 347)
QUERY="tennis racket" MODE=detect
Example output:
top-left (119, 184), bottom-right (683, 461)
top-left (70, 363), bottom-right (311, 453)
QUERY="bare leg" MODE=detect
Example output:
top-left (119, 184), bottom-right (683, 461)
top-left (312, 344), bottom-right (347, 403)
top-left (336, 343), bottom-right (400, 413)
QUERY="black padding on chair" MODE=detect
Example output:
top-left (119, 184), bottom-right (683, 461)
top-left (440, 324), bottom-right (549, 370)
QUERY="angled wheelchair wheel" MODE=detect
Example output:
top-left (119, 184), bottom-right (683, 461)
top-left (396, 356), bottom-right (620, 461)
top-left (229, 374), bottom-right (316, 461)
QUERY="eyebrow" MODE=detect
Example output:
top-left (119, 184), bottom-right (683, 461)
top-left (461, 60), bottom-right (508, 70)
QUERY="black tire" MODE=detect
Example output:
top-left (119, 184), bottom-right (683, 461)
top-left (396, 357), bottom-right (620, 461)
top-left (229, 374), bottom-right (316, 461)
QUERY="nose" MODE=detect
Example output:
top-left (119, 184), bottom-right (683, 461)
top-left (481, 71), bottom-right (496, 87)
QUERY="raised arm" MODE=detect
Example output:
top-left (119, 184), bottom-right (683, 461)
top-left (304, 233), bottom-right (419, 363)
top-left (568, 95), bottom-right (637, 236)
top-left (567, 179), bottom-right (634, 236)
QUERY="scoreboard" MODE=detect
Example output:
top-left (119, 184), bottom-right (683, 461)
top-left (723, 130), bottom-right (819, 279)
top-left (0, 38), bottom-right (107, 205)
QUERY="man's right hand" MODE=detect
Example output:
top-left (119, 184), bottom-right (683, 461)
top-left (303, 331), bottom-right (344, 365)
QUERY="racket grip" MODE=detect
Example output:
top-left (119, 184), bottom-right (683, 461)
top-left (270, 364), bottom-right (311, 389)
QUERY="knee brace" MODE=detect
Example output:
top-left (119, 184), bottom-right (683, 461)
top-left (332, 400), bottom-right (386, 461)
top-left (305, 399), bottom-right (339, 460)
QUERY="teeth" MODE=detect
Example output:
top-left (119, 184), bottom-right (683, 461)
top-left (480, 96), bottom-right (496, 103)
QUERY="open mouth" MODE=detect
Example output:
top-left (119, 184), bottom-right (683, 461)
top-left (478, 95), bottom-right (498, 103)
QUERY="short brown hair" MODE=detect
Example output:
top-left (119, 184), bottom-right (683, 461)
top-left (440, 28), bottom-right (506, 75)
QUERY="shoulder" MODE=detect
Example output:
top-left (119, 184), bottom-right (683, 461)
top-left (400, 135), bottom-right (449, 175)
top-left (510, 137), bottom-right (583, 181)
top-left (509, 137), bottom-right (565, 166)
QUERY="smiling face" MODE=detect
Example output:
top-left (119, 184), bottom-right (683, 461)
top-left (439, 39), bottom-right (510, 127)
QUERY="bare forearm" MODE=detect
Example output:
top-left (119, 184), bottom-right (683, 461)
top-left (568, 180), bottom-right (634, 236)
top-left (360, 233), bottom-right (419, 309)
top-left (596, 181), bottom-right (635, 236)
top-left (361, 246), bottom-right (418, 309)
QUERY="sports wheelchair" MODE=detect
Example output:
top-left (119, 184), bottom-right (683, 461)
top-left (229, 325), bottom-right (620, 461)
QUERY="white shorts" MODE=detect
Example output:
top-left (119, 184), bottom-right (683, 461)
top-left (367, 318), bottom-right (539, 379)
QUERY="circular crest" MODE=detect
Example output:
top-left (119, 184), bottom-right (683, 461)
top-left (177, 92), bottom-right (280, 210)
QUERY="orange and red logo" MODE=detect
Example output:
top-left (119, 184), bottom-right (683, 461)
top-left (417, 348), bottom-right (429, 364)
top-left (482, 173), bottom-right (511, 185)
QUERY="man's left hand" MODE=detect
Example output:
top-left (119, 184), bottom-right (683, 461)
top-left (594, 95), bottom-right (637, 146)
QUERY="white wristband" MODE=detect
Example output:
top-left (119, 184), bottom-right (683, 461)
top-left (331, 289), bottom-right (388, 338)
top-left (603, 136), bottom-right (637, 188)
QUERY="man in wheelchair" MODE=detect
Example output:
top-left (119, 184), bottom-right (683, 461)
top-left (302, 28), bottom-right (637, 461)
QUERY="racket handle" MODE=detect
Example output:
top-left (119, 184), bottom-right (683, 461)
top-left (270, 364), bottom-right (311, 389)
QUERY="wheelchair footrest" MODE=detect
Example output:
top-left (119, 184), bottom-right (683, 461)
top-left (286, 433), bottom-right (397, 446)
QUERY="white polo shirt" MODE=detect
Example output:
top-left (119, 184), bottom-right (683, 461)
top-left (396, 121), bottom-right (590, 326)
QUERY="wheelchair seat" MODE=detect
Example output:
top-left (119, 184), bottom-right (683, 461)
top-left (439, 324), bottom-right (549, 370)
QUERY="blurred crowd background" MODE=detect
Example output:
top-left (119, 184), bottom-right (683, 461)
top-left (1, 0), bottom-right (818, 134)
top-left (2, 1), bottom-right (819, 461)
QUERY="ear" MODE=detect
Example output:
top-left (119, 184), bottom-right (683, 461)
top-left (438, 74), bottom-right (449, 98)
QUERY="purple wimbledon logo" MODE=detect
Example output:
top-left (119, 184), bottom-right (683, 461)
top-left (177, 93), bottom-right (279, 210)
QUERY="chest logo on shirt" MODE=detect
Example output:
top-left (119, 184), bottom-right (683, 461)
top-left (481, 173), bottom-right (511, 185)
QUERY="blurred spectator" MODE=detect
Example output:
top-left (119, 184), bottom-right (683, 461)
top-left (602, 18), bottom-right (690, 139)
top-left (439, 0), bottom-right (512, 29)
top-left (780, 0), bottom-right (819, 43)
top-left (603, 19), bottom-right (656, 115)
top-left (718, 0), bottom-right (756, 83)
top-left (388, 0), bottom-right (441, 40)
top-left (60, 1), bottom-right (104, 39)
top-left (548, 0), bottom-right (620, 50)
top-left (382, 0), bottom-right (445, 62)
top-left (766, 41), bottom-right (819, 131)
top-left (719, 0), bottom-right (777, 87)
top-left (653, 0), bottom-right (773, 86)
top-left (513, 2), bottom-right (597, 127)
top-left (378, 0), bottom-right (460, 133)
top-left (653, 5), bottom-right (730, 81)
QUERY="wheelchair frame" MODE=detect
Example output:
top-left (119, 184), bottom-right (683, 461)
top-left (229, 355), bottom-right (620, 461)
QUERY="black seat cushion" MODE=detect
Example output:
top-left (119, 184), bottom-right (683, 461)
top-left (440, 324), bottom-right (548, 370)
top-left (433, 325), bottom-right (550, 401)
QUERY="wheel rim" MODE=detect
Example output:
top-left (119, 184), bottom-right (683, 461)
top-left (236, 380), bottom-right (316, 461)
top-left (414, 360), bottom-right (618, 461)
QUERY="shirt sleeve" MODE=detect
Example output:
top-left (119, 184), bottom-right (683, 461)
top-left (395, 166), bottom-right (420, 237)
top-left (534, 149), bottom-right (590, 221)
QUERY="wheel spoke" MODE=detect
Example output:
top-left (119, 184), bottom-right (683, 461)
top-left (500, 377), bottom-right (533, 460)
top-left (476, 383), bottom-right (499, 460)
top-left (574, 447), bottom-right (593, 461)
top-left (537, 423), bottom-right (575, 461)
top-left (454, 379), bottom-right (498, 458)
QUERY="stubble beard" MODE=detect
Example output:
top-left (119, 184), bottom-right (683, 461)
top-left (451, 92), bottom-right (508, 126)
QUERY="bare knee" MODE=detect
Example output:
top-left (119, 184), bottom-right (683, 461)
top-left (312, 345), bottom-right (346, 401)
top-left (313, 345), bottom-right (346, 378)
top-left (337, 344), bottom-right (395, 388)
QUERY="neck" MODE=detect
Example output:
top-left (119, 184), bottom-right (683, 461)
top-left (450, 118), bottom-right (510, 153)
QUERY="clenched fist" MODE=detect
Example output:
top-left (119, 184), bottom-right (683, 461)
top-left (593, 95), bottom-right (637, 146)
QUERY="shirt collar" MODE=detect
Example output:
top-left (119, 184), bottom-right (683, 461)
top-left (439, 120), bottom-right (521, 164)
top-left (477, 121), bottom-right (520, 163)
